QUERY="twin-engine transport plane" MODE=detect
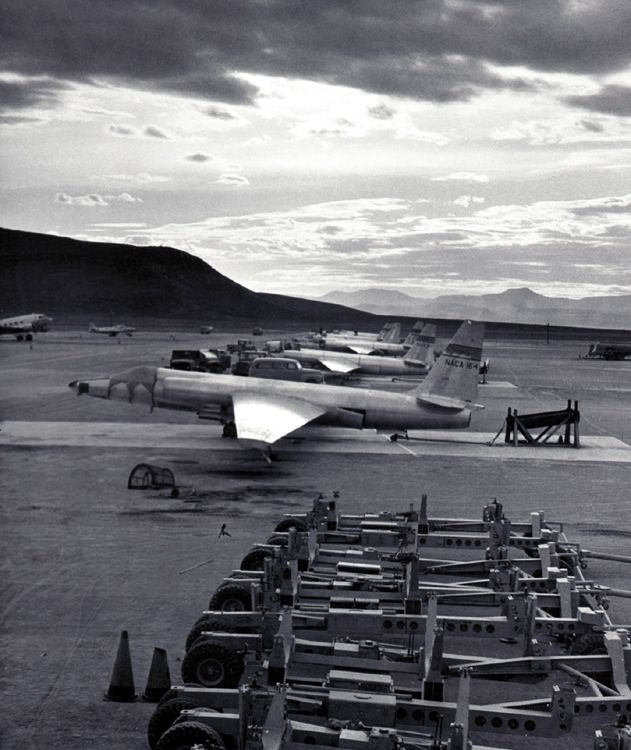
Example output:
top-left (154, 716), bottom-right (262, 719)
top-left (89, 322), bottom-right (136, 337)
top-left (69, 320), bottom-right (484, 457)
top-left (0, 313), bottom-right (53, 341)
top-left (278, 324), bottom-right (437, 376)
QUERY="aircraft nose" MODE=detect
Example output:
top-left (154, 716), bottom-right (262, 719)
top-left (69, 379), bottom-right (90, 395)
top-left (68, 377), bottom-right (111, 397)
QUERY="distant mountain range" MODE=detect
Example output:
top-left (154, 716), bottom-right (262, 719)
top-left (0, 227), bottom-right (377, 328)
top-left (2, 227), bottom-right (628, 335)
top-left (321, 287), bottom-right (628, 329)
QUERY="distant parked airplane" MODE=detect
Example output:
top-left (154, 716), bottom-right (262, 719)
top-left (0, 313), bottom-right (53, 341)
top-left (89, 322), bottom-right (136, 337)
top-left (279, 324), bottom-right (437, 376)
top-left (70, 320), bottom-right (484, 457)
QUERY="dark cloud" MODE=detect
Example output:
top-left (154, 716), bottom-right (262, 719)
top-left (0, 78), bottom-right (68, 112)
top-left (0, 114), bottom-right (41, 125)
top-left (368, 104), bottom-right (396, 120)
top-left (205, 106), bottom-right (237, 120)
top-left (2, 1), bottom-right (631, 107)
top-left (144, 124), bottom-right (169, 138)
top-left (185, 152), bottom-right (213, 162)
top-left (579, 119), bottom-right (605, 133)
top-left (565, 85), bottom-right (631, 116)
top-left (108, 123), bottom-right (136, 136)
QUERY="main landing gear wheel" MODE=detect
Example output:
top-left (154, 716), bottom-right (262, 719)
top-left (222, 422), bottom-right (237, 438)
top-left (181, 640), bottom-right (244, 688)
top-left (155, 720), bottom-right (225, 750)
top-left (390, 432), bottom-right (408, 442)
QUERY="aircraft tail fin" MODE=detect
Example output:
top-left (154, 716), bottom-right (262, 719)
top-left (413, 320), bottom-right (484, 409)
top-left (377, 322), bottom-right (400, 342)
top-left (403, 320), bottom-right (425, 346)
top-left (403, 324), bottom-right (436, 366)
top-left (89, 322), bottom-right (96, 331)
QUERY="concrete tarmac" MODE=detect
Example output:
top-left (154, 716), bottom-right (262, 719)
top-left (2, 329), bottom-right (631, 750)
top-left (2, 420), bottom-right (630, 463)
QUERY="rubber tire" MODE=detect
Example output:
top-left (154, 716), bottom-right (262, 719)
top-left (181, 640), bottom-right (244, 688)
top-left (147, 698), bottom-right (198, 750)
top-left (604, 348), bottom-right (615, 361)
top-left (156, 720), bottom-right (225, 750)
top-left (240, 548), bottom-right (272, 571)
top-left (185, 615), bottom-right (232, 652)
top-left (274, 517), bottom-right (308, 533)
top-left (570, 633), bottom-right (606, 655)
top-left (208, 584), bottom-right (252, 612)
top-left (265, 534), bottom-right (288, 547)
top-left (158, 685), bottom-right (200, 706)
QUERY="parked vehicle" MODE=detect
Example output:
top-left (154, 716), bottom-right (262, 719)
top-left (231, 349), bottom-right (266, 376)
top-left (583, 342), bottom-right (631, 360)
top-left (169, 349), bottom-right (231, 373)
top-left (252, 326), bottom-right (264, 336)
top-left (247, 357), bottom-right (325, 383)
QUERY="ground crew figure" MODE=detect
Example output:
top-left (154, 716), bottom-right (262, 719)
top-left (218, 523), bottom-right (232, 538)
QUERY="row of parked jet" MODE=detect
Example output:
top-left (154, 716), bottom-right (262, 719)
top-left (70, 320), bottom-right (485, 460)
top-left (281, 321), bottom-right (435, 377)
top-left (0, 313), bottom-right (136, 340)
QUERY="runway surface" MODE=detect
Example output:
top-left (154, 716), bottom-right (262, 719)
top-left (3, 331), bottom-right (631, 750)
top-left (2, 420), bottom-right (630, 462)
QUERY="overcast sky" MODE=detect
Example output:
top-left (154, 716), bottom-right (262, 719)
top-left (2, 0), bottom-right (631, 298)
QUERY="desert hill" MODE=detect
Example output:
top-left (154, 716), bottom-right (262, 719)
top-left (0, 228), bottom-right (377, 328)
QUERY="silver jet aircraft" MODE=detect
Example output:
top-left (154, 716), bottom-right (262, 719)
top-left (69, 321), bottom-right (483, 456)
top-left (278, 324), bottom-right (436, 376)
top-left (329, 322), bottom-right (401, 342)
top-left (0, 313), bottom-right (53, 341)
top-left (321, 332), bottom-right (409, 356)
top-left (89, 322), bottom-right (136, 337)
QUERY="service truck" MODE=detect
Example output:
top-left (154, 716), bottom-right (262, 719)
top-left (247, 357), bottom-right (325, 383)
top-left (169, 349), bottom-right (231, 373)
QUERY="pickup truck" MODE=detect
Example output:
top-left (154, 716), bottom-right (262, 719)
top-left (246, 357), bottom-right (325, 383)
top-left (169, 349), bottom-right (231, 373)
top-left (584, 342), bottom-right (631, 360)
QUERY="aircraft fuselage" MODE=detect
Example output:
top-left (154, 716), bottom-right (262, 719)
top-left (280, 349), bottom-right (428, 376)
top-left (74, 366), bottom-right (470, 431)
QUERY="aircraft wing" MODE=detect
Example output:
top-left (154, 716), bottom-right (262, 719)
top-left (345, 343), bottom-right (379, 355)
top-left (317, 358), bottom-right (359, 374)
top-left (232, 391), bottom-right (327, 447)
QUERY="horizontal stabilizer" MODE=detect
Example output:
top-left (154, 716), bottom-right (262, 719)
top-left (417, 393), bottom-right (485, 410)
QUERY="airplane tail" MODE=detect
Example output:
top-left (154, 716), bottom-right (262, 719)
top-left (413, 320), bottom-right (484, 409)
top-left (377, 322), bottom-right (400, 342)
top-left (403, 320), bottom-right (425, 346)
top-left (89, 322), bottom-right (96, 331)
top-left (403, 324), bottom-right (436, 366)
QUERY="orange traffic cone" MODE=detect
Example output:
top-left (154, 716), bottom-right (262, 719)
top-left (104, 630), bottom-right (138, 702)
top-left (142, 647), bottom-right (171, 702)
